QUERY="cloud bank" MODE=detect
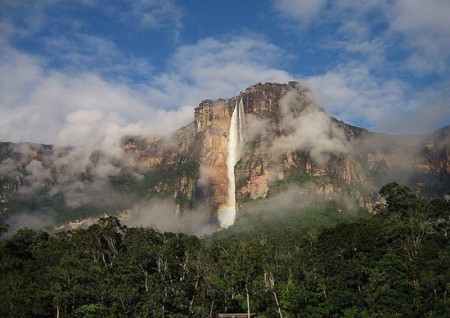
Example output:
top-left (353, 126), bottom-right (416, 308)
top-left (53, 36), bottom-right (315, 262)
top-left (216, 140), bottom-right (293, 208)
top-left (0, 34), bottom-right (292, 145)
top-left (2, 0), bottom-right (450, 144)
top-left (273, 0), bottom-right (450, 133)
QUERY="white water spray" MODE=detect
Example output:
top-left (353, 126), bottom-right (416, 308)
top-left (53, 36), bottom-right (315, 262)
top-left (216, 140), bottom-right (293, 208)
top-left (219, 99), bottom-right (245, 228)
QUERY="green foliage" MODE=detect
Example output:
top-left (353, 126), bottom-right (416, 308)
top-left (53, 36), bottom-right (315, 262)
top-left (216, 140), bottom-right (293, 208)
top-left (211, 196), bottom-right (369, 243)
top-left (75, 304), bottom-right (108, 318)
top-left (0, 183), bottom-right (449, 317)
top-left (378, 182), bottom-right (423, 217)
top-left (0, 223), bottom-right (8, 237)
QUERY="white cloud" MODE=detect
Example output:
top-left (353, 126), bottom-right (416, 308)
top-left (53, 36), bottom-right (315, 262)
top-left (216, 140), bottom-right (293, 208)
top-left (128, 0), bottom-right (183, 30)
top-left (0, 0), bottom-right (57, 39)
top-left (0, 44), bottom-right (193, 144)
top-left (274, 0), bottom-right (450, 75)
top-left (394, 81), bottom-right (450, 133)
top-left (42, 34), bottom-right (153, 81)
top-left (5, 210), bottom-right (57, 236)
top-left (302, 63), bottom-right (450, 133)
top-left (149, 35), bottom-right (293, 107)
top-left (390, 0), bottom-right (450, 74)
top-left (3, 0), bottom-right (448, 146)
top-left (0, 34), bottom-right (293, 145)
top-left (124, 198), bottom-right (214, 235)
top-left (391, 0), bottom-right (450, 36)
top-left (0, 0), bottom-right (183, 39)
top-left (275, 0), bottom-right (327, 22)
top-left (271, 0), bottom-right (450, 132)
top-left (271, 87), bottom-right (350, 165)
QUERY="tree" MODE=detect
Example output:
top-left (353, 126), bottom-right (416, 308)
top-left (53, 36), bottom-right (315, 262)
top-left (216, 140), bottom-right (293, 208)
top-left (427, 198), bottom-right (450, 238)
top-left (377, 182), bottom-right (422, 218)
top-left (0, 223), bottom-right (8, 238)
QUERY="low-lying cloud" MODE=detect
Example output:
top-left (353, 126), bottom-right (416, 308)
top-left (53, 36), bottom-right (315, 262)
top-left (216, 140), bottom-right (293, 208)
top-left (244, 85), bottom-right (351, 166)
top-left (4, 210), bottom-right (57, 238)
top-left (240, 183), bottom-right (360, 224)
top-left (273, 87), bottom-right (349, 165)
top-left (123, 199), bottom-right (216, 236)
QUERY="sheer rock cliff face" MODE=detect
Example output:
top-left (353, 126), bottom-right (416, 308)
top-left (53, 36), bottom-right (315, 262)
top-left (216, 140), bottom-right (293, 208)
top-left (127, 82), bottom-right (449, 215)
top-left (187, 83), bottom-right (378, 212)
top-left (193, 99), bottom-right (233, 209)
top-left (191, 83), bottom-right (297, 212)
top-left (1, 82), bottom-right (449, 225)
top-left (173, 82), bottom-right (448, 214)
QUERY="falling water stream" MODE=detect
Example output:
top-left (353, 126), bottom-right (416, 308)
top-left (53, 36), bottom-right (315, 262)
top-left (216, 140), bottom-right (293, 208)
top-left (218, 99), bottom-right (245, 228)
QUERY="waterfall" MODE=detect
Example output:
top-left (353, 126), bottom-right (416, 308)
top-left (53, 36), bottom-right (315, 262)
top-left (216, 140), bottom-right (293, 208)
top-left (219, 99), bottom-right (245, 228)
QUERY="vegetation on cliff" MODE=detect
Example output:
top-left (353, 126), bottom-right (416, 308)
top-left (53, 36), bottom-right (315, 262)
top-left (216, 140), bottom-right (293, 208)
top-left (1, 183), bottom-right (449, 317)
top-left (0, 157), bottom-right (200, 227)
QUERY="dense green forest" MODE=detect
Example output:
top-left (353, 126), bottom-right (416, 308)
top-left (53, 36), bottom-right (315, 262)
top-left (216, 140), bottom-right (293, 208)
top-left (1, 183), bottom-right (449, 317)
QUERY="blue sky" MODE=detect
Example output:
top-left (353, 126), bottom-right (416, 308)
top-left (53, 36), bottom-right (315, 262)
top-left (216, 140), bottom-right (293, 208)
top-left (1, 0), bottom-right (449, 145)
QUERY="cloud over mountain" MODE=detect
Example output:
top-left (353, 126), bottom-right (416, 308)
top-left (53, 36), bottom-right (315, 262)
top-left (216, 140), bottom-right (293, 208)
top-left (0, 0), bottom-right (449, 145)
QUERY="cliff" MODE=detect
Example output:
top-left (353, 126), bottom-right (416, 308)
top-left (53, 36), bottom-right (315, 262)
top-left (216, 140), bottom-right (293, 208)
top-left (1, 83), bottom-right (449, 229)
top-left (124, 82), bottom-right (450, 219)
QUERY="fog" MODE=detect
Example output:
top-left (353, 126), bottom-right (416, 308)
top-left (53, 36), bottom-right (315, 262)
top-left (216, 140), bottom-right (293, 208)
top-left (1, 84), bottom-right (448, 237)
top-left (244, 85), bottom-right (351, 166)
top-left (123, 199), bottom-right (216, 236)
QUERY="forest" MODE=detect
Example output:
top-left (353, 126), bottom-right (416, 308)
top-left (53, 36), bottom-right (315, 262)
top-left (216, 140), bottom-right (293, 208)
top-left (0, 182), bottom-right (449, 317)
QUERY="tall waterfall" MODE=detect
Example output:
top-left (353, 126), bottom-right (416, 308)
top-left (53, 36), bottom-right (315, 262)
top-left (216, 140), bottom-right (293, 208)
top-left (219, 99), bottom-right (245, 228)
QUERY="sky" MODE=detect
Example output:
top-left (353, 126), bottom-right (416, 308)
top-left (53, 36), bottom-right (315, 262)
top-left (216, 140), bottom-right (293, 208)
top-left (1, 0), bottom-right (449, 145)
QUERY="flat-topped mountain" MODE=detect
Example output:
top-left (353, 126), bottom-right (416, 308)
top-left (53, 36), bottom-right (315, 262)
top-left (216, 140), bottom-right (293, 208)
top-left (1, 82), bottom-right (449, 231)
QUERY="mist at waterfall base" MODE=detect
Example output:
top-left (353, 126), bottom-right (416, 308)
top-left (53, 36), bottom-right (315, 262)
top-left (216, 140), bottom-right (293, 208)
top-left (3, 83), bottom-right (447, 237)
top-left (122, 199), bottom-right (216, 236)
top-left (215, 184), bottom-right (365, 240)
top-left (218, 100), bottom-right (245, 228)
